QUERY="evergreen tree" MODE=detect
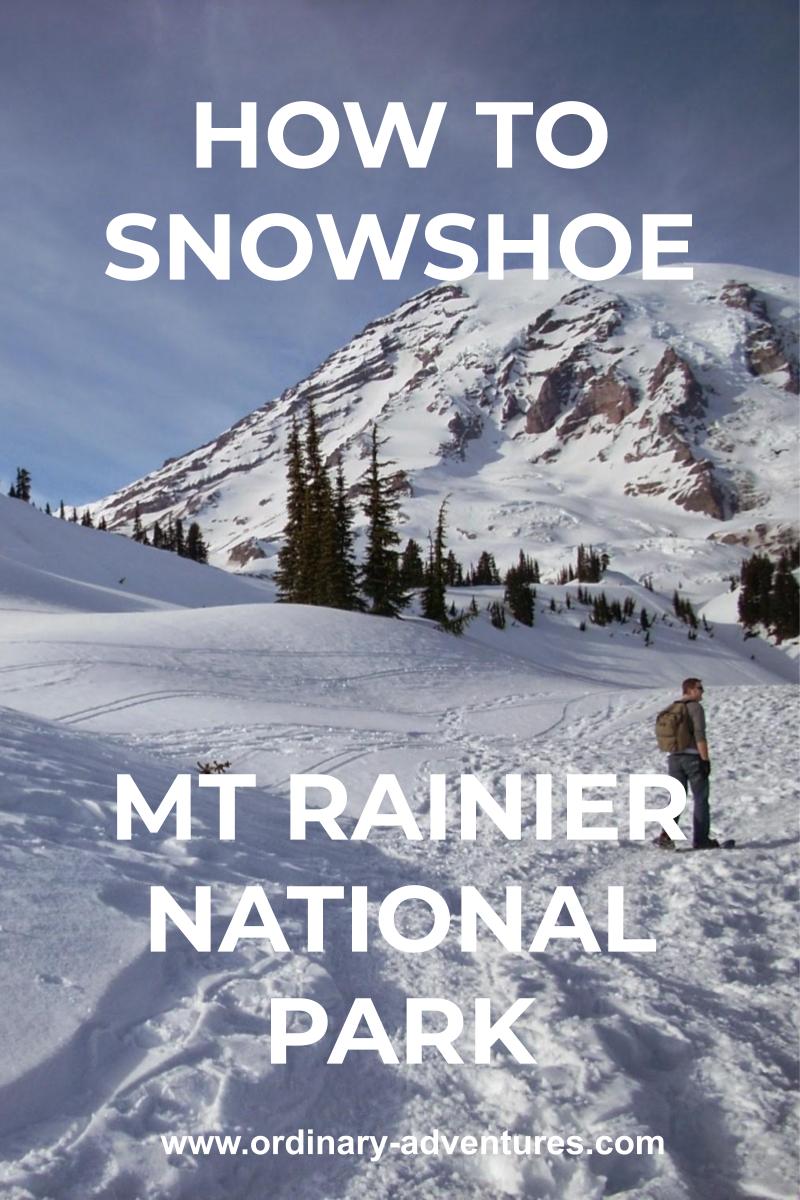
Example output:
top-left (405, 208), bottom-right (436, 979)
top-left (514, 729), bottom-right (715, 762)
top-left (45, 501), bottom-right (51, 515)
top-left (360, 424), bottom-right (408, 617)
top-left (399, 537), bottom-right (426, 589)
top-left (132, 503), bottom-right (145, 542)
top-left (422, 500), bottom-right (448, 623)
top-left (738, 551), bottom-right (773, 630)
top-left (575, 543), bottom-right (606, 583)
top-left (510, 549), bottom-right (540, 584)
top-left (673, 588), bottom-right (699, 629)
top-left (327, 464), bottom-right (360, 609)
top-left (174, 517), bottom-right (185, 558)
top-left (768, 551), bottom-right (799, 642)
top-left (504, 558), bottom-right (535, 626)
top-left (98, 515), bottom-right (107, 531)
top-left (186, 522), bottom-right (209, 564)
top-left (591, 592), bottom-right (611, 626)
top-left (14, 467), bottom-right (31, 502)
top-left (505, 572), bottom-right (535, 626)
top-left (70, 507), bottom-right (79, 523)
top-left (8, 484), bottom-right (16, 498)
top-left (488, 600), bottom-right (506, 629)
top-left (467, 550), bottom-right (500, 586)
top-left (275, 418), bottom-right (308, 602)
top-left (80, 509), bottom-right (94, 527)
top-left (59, 500), bottom-right (65, 520)
top-left (297, 401), bottom-right (337, 604)
top-left (444, 550), bottom-right (464, 586)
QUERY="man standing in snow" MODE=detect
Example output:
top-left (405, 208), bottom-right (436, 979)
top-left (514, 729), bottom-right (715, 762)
top-left (662, 677), bottom-right (718, 849)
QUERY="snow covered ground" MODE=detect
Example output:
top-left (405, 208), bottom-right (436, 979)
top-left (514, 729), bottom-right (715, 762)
top-left (0, 497), bottom-right (797, 1200)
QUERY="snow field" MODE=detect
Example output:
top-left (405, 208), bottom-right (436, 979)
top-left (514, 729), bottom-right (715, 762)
top-left (0, 492), bottom-right (796, 1199)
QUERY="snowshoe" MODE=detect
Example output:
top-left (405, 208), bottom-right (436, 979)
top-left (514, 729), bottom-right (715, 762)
top-left (682, 838), bottom-right (736, 851)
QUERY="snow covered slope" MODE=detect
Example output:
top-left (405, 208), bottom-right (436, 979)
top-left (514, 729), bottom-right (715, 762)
top-left (0, 494), bottom-right (272, 613)
top-left (0, 608), bottom-right (797, 1200)
top-left (93, 266), bottom-right (799, 583)
top-left (0, 501), bottom-right (797, 1199)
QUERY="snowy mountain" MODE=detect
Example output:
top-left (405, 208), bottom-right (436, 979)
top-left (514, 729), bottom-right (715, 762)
top-left (94, 265), bottom-right (799, 587)
top-left (0, 496), bottom-right (797, 1200)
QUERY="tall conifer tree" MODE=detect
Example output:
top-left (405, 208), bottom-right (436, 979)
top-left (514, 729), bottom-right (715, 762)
top-left (360, 424), bottom-right (407, 617)
top-left (297, 400), bottom-right (337, 604)
top-left (422, 499), bottom-right (448, 622)
top-left (275, 417), bottom-right (308, 602)
top-left (328, 464), bottom-right (361, 609)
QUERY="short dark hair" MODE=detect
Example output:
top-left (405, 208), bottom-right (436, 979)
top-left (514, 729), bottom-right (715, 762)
top-left (682, 677), bottom-right (703, 693)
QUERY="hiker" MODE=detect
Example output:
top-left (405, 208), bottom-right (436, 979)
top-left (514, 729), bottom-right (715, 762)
top-left (656, 677), bottom-right (719, 850)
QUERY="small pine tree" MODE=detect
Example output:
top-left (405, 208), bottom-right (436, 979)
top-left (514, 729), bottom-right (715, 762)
top-left (444, 550), bottom-right (464, 587)
top-left (488, 600), bottom-right (506, 629)
top-left (59, 500), bottom-right (65, 519)
top-left (591, 592), bottom-right (611, 626)
top-left (132, 503), bottom-right (145, 542)
top-left (504, 569), bottom-right (535, 626)
top-left (470, 550), bottom-right (500, 586)
top-left (186, 522), bottom-right (209, 564)
top-left (400, 537), bottom-right (426, 589)
top-left (14, 468), bottom-right (31, 502)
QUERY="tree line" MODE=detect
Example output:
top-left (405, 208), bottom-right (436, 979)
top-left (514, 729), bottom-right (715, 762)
top-left (738, 545), bottom-right (799, 643)
top-left (273, 405), bottom-right (550, 632)
top-left (6, 465), bottom-right (209, 565)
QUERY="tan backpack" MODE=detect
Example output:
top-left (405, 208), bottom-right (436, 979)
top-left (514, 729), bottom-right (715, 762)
top-left (655, 700), bottom-right (693, 753)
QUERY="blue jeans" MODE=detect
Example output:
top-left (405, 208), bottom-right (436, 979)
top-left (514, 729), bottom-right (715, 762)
top-left (667, 753), bottom-right (710, 846)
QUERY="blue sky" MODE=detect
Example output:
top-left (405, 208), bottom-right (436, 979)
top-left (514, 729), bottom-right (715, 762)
top-left (1, 0), bottom-right (797, 504)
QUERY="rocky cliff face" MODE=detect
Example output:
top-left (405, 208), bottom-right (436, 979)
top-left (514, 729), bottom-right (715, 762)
top-left (95, 265), bottom-right (798, 573)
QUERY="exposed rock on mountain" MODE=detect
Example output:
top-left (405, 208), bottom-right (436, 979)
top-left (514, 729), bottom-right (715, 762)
top-left (720, 280), bottom-right (799, 392)
top-left (95, 266), bottom-right (799, 575)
